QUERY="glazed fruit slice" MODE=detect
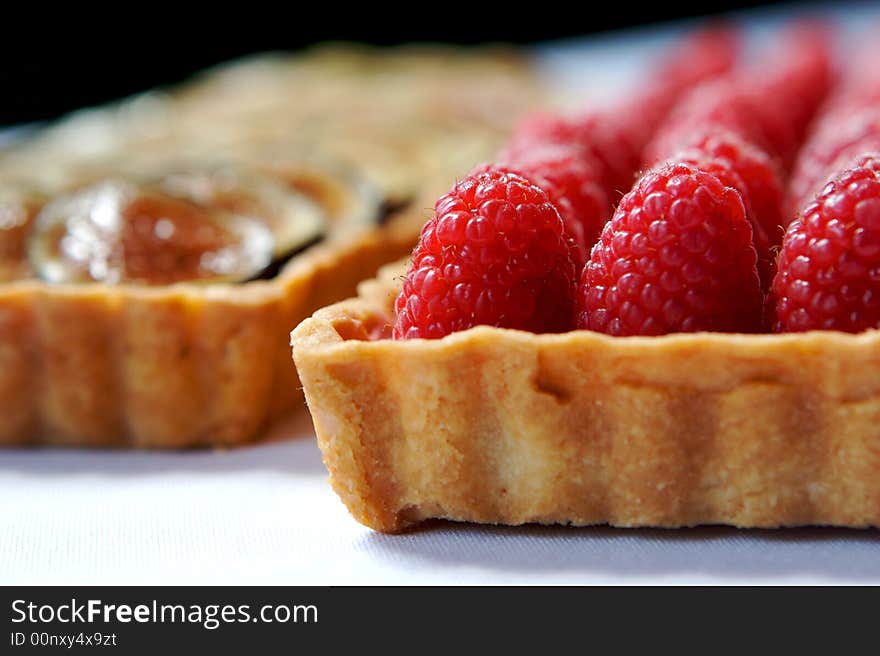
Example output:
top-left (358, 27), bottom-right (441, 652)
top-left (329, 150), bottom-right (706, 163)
top-left (157, 165), bottom-right (326, 258)
top-left (40, 152), bottom-right (385, 247)
top-left (28, 180), bottom-right (275, 285)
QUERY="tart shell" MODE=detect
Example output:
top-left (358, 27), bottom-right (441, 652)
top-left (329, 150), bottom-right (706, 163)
top-left (0, 203), bottom-right (429, 448)
top-left (292, 261), bottom-right (880, 532)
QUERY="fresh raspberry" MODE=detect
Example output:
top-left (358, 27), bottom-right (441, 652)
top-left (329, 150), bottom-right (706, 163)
top-left (786, 109), bottom-right (880, 217)
top-left (490, 144), bottom-right (610, 268)
top-left (610, 24), bottom-right (740, 150)
top-left (577, 163), bottom-right (763, 336)
top-left (505, 24), bottom-right (739, 201)
top-left (671, 129), bottom-right (785, 288)
top-left (653, 23), bottom-right (739, 92)
top-left (741, 21), bottom-right (835, 171)
top-left (771, 155), bottom-right (880, 333)
top-left (393, 169), bottom-right (576, 339)
top-left (643, 79), bottom-right (766, 166)
top-left (646, 22), bottom-right (833, 171)
top-left (506, 110), bottom-right (641, 196)
top-left (821, 34), bottom-right (880, 115)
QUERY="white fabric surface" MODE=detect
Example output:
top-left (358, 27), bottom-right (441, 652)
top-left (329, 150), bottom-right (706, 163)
top-left (3, 2), bottom-right (879, 586)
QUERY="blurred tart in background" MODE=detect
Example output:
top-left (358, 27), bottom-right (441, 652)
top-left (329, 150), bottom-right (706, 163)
top-left (0, 45), bottom-right (541, 448)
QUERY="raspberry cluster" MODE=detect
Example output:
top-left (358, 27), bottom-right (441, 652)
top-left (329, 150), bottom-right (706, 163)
top-left (394, 23), bottom-right (741, 340)
top-left (502, 23), bottom-right (741, 202)
top-left (577, 23), bottom-right (832, 334)
top-left (645, 22), bottom-right (834, 171)
top-left (392, 20), bottom-right (880, 340)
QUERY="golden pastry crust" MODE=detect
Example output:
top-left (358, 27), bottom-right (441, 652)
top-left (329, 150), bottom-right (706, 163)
top-left (292, 260), bottom-right (880, 532)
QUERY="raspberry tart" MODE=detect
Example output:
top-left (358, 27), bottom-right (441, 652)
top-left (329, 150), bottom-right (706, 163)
top-left (293, 22), bottom-right (880, 532)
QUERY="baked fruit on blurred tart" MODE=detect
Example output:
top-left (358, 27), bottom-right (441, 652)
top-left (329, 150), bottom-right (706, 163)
top-left (0, 45), bottom-right (539, 447)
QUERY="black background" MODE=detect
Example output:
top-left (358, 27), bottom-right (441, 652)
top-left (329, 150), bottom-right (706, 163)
top-left (0, 0), bottom-right (805, 127)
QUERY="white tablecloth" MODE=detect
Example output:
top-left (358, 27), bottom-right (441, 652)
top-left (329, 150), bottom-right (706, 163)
top-left (4, 412), bottom-right (879, 585)
top-left (3, 2), bottom-right (879, 586)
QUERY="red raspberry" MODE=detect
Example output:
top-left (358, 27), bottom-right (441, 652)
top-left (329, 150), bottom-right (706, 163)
top-left (507, 110), bottom-right (641, 196)
top-left (393, 169), bottom-right (577, 339)
top-left (741, 21), bottom-right (835, 171)
top-left (646, 22), bottom-right (833, 171)
top-left (771, 155), bottom-right (880, 333)
top-left (671, 129), bottom-right (785, 288)
top-left (505, 24), bottom-right (740, 202)
top-left (786, 109), bottom-right (880, 217)
top-left (653, 23), bottom-right (739, 92)
top-left (643, 79), bottom-right (766, 166)
top-left (611, 24), bottom-right (740, 151)
top-left (491, 144), bottom-right (610, 268)
top-left (822, 35), bottom-right (880, 115)
top-left (577, 163), bottom-right (763, 336)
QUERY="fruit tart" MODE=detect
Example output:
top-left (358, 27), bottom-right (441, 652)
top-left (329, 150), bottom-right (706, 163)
top-left (0, 46), bottom-right (539, 448)
top-left (293, 22), bottom-right (880, 532)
